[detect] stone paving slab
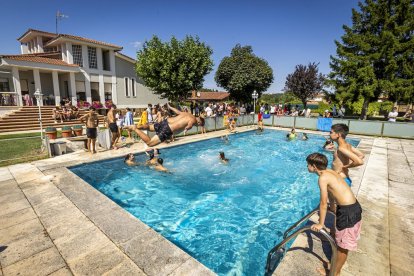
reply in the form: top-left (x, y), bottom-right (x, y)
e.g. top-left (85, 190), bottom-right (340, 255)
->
top-left (0, 231), bottom-right (54, 267)
top-left (2, 247), bottom-right (66, 276)
top-left (0, 208), bottom-right (37, 231)
top-left (0, 168), bottom-right (13, 182)
top-left (48, 267), bottom-right (73, 276)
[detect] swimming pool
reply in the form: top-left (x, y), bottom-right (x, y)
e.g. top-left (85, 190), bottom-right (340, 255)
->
top-left (70, 130), bottom-right (359, 275)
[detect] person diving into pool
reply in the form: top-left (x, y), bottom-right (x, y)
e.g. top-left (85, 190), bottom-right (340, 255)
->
top-left (124, 103), bottom-right (202, 147)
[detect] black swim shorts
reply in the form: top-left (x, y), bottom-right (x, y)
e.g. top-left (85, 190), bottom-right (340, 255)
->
top-left (154, 119), bottom-right (173, 142)
top-left (86, 127), bottom-right (97, 139)
top-left (336, 200), bottom-right (362, 231)
top-left (109, 122), bottom-right (118, 133)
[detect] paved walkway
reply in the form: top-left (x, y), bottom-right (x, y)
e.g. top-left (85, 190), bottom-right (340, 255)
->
top-left (0, 128), bottom-right (413, 276)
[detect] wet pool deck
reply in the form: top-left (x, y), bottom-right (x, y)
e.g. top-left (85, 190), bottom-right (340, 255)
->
top-left (0, 126), bottom-right (413, 276)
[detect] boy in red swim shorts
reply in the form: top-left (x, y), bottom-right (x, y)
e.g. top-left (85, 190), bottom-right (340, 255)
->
top-left (306, 152), bottom-right (362, 276)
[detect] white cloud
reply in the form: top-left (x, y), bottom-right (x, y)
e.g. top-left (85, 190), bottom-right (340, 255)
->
top-left (130, 41), bottom-right (142, 48)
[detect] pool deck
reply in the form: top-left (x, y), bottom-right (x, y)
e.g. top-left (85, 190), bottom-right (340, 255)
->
top-left (0, 126), bottom-right (413, 275)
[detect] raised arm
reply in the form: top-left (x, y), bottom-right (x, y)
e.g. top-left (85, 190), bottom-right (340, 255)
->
top-left (80, 114), bottom-right (88, 125)
top-left (167, 103), bottom-right (182, 115)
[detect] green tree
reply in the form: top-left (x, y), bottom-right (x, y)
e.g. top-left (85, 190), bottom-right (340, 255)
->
top-left (329, 0), bottom-right (414, 119)
top-left (284, 62), bottom-right (325, 109)
top-left (136, 35), bottom-right (214, 101)
top-left (215, 44), bottom-right (273, 102)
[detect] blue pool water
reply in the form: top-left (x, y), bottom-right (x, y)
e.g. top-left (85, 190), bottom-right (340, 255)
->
top-left (70, 130), bottom-right (359, 275)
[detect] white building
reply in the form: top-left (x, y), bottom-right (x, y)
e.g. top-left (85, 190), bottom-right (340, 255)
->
top-left (0, 29), bottom-right (166, 108)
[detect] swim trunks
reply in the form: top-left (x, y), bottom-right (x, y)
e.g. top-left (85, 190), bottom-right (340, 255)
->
top-left (109, 122), bottom-right (118, 133)
top-left (335, 200), bottom-right (362, 250)
top-left (344, 177), bottom-right (352, 187)
top-left (154, 119), bottom-right (173, 142)
top-left (336, 200), bottom-right (362, 231)
top-left (86, 127), bottom-right (97, 139)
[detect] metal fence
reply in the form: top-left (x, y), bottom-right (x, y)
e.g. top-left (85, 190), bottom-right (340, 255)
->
top-left (256, 115), bottom-right (414, 139)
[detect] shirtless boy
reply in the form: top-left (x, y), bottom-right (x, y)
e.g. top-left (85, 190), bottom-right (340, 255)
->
top-left (154, 158), bottom-right (168, 172)
top-left (307, 153), bottom-right (362, 276)
top-left (330, 124), bottom-right (364, 187)
top-left (107, 105), bottom-right (119, 149)
top-left (125, 103), bottom-right (202, 147)
top-left (80, 107), bottom-right (99, 153)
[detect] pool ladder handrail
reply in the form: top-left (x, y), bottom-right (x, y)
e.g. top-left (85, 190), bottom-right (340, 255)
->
top-left (264, 206), bottom-right (337, 276)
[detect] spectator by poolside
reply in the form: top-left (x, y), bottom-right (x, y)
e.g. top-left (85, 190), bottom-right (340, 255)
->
top-left (116, 109), bottom-right (124, 138)
top-left (80, 106), bottom-right (99, 154)
top-left (205, 104), bottom-right (213, 117)
top-left (403, 109), bottom-right (413, 122)
top-left (124, 107), bottom-right (134, 139)
top-left (388, 107), bottom-right (398, 122)
top-left (306, 152), bottom-right (362, 276)
top-left (240, 104), bottom-right (246, 115)
top-left (107, 105), bottom-right (119, 150)
top-left (199, 114), bottom-right (206, 135)
top-left (52, 105), bottom-right (64, 123)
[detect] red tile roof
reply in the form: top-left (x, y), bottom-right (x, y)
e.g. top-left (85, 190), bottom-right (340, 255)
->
top-left (188, 91), bottom-right (230, 101)
top-left (1, 54), bottom-right (79, 67)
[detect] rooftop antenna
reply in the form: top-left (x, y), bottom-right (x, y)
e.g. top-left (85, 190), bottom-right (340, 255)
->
top-left (56, 10), bottom-right (68, 34)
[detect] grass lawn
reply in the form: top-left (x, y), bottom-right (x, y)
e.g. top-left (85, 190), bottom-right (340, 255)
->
top-left (0, 135), bottom-right (49, 167)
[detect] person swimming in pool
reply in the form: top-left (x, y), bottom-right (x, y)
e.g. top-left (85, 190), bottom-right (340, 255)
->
top-left (323, 139), bottom-right (335, 152)
top-left (219, 152), bottom-right (229, 164)
top-left (154, 158), bottom-right (169, 172)
top-left (124, 153), bottom-right (139, 166)
top-left (286, 128), bottom-right (297, 140)
top-left (302, 133), bottom-right (308, 140)
top-left (125, 103), bottom-right (202, 146)
top-left (145, 148), bottom-right (160, 165)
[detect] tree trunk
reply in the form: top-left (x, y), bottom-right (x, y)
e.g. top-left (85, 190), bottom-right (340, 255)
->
top-left (302, 100), bottom-right (307, 109)
top-left (360, 97), bottom-right (369, 120)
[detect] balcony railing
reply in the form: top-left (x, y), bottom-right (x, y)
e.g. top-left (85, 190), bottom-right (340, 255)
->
top-left (0, 92), bottom-right (18, 106)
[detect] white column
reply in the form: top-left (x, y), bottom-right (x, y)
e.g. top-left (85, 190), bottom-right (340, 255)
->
top-left (12, 67), bottom-right (23, 106)
top-left (66, 42), bottom-right (73, 64)
top-left (81, 45), bottom-right (89, 68)
top-left (33, 69), bottom-right (43, 106)
top-left (98, 74), bottom-right (105, 103)
top-left (36, 36), bottom-right (44, 53)
top-left (84, 73), bottom-right (92, 103)
top-left (111, 75), bottom-right (117, 104)
top-left (109, 50), bottom-right (116, 74)
top-left (52, 71), bottom-right (61, 105)
top-left (20, 44), bottom-right (28, 54)
top-left (61, 43), bottom-right (67, 62)
top-left (97, 47), bottom-right (103, 71)
top-left (69, 72), bottom-right (77, 105)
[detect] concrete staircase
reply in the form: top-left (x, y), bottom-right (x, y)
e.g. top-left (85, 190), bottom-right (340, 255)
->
top-left (0, 106), bottom-right (105, 133)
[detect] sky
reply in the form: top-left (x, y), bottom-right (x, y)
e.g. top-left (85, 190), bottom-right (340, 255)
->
top-left (1, 0), bottom-right (360, 93)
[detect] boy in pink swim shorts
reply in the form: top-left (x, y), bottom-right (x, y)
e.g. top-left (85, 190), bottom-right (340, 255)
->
top-left (306, 152), bottom-right (362, 276)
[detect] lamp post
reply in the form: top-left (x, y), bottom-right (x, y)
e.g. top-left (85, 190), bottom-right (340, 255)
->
top-left (252, 90), bottom-right (258, 114)
top-left (34, 89), bottom-right (44, 147)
